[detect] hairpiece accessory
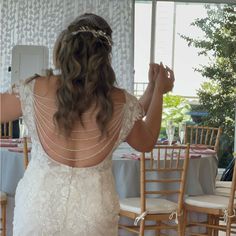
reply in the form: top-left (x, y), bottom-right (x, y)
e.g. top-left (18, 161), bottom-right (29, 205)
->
top-left (53, 68), bottom-right (61, 75)
top-left (71, 26), bottom-right (112, 46)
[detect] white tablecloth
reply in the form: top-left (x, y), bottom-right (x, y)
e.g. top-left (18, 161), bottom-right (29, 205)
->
top-left (0, 143), bottom-right (218, 236)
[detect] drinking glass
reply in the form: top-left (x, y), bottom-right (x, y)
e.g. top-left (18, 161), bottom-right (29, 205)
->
top-left (166, 120), bottom-right (175, 146)
top-left (18, 118), bottom-right (28, 147)
top-left (178, 123), bottom-right (186, 144)
top-left (19, 118), bottom-right (27, 137)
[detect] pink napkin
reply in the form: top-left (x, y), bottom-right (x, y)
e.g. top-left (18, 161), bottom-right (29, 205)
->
top-left (122, 153), bottom-right (140, 160)
top-left (190, 144), bottom-right (208, 150)
top-left (168, 153), bottom-right (202, 159)
top-left (0, 138), bottom-right (20, 143)
top-left (0, 143), bottom-right (18, 147)
top-left (8, 147), bottom-right (31, 153)
top-left (190, 154), bottom-right (201, 159)
top-left (191, 148), bottom-right (216, 155)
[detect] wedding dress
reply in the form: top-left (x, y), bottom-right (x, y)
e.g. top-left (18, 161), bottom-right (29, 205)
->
top-left (12, 79), bottom-right (143, 236)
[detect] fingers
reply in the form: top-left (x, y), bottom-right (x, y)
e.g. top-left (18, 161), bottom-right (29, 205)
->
top-left (165, 65), bottom-right (175, 80)
top-left (149, 63), bottom-right (160, 72)
top-left (149, 63), bottom-right (160, 83)
top-left (155, 62), bottom-right (175, 94)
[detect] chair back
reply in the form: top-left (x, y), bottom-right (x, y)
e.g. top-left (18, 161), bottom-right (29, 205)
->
top-left (140, 144), bottom-right (190, 214)
top-left (0, 122), bottom-right (13, 139)
top-left (184, 125), bottom-right (222, 151)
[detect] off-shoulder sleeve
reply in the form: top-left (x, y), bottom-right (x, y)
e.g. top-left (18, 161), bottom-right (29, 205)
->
top-left (7, 80), bottom-right (35, 124)
top-left (119, 91), bottom-right (145, 142)
top-left (7, 80), bottom-right (24, 97)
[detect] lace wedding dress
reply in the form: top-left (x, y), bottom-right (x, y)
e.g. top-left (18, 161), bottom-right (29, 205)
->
top-left (12, 80), bottom-right (143, 236)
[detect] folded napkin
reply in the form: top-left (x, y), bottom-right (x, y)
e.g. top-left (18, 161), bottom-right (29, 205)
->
top-left (167, 153), bottom-right (201, 159)
top-left (8, 147), bottom-right (31, 153)
top-left (191, 148), bottom-right (216, 155)
top-left (190, 154), bottom-right (201, 159)
top-left (190, 144), bottom-right (208, 150)
top-left (0, 138), bottom-right (20, 143)
top-left (0, 143), bottom-right (18, 147)
top-left (122, 153), bottom-right (140, 160)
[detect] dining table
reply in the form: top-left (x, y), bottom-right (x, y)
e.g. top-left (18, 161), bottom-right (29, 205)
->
top-left (0, 140), bottom-right (218, 236)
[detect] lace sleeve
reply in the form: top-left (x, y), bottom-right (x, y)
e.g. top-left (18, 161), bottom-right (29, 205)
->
top-left (6, 80), bottom-right (24, 97)
top-left (119, 91), bottom-right (145, 142)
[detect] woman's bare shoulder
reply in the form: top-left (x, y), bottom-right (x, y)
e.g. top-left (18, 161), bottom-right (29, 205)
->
top-left (111, 87), bottom-right (126, 104)
top-left (34, 75), bottom-right (58, 97)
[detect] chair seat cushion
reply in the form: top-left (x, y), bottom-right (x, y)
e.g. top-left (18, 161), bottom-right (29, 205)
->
top-left (120, 197), bottom-right (178, 214)
top-left (214, 187), bottom-right (235, 197)
top-left (185, 195), bottom-right (232, 209)
top-left (215, 181), bottom-right (232, 188)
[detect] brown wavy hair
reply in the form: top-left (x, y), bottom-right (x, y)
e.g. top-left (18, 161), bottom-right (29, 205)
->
top-left (53, 13), bottom-right (116, 137)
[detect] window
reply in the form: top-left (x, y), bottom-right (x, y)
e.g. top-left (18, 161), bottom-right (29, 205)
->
top-left (134, 1), bottom-right (220, 98)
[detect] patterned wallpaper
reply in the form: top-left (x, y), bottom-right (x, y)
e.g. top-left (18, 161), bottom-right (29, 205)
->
top-left (0, 0), bottom-right (134, 92)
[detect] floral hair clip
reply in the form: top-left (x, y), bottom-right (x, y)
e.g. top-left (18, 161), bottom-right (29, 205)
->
top-left (71, 26), bottom-right (112, 46)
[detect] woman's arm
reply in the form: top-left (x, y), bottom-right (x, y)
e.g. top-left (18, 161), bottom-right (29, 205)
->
top-left (138, 63), bottom-right (159, 114)
top-left (126, 64), bottom-right (174, 152)
top-left (0, 93), bottom-right (22, 123)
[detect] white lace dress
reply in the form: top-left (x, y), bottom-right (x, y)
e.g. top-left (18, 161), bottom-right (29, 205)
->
top-left (12, 81), bottom-right (143, 236)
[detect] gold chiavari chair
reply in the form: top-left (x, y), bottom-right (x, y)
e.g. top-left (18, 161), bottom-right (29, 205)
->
top-left (23, 137), bottom-right (29, 169)
top-left (184, 125), bottom-right (222, 151)
top-left (119, 144), bottom-right (190, 236)
top-left (183, 154), bottom-right (236, 236)
top-left (0, 122), bottom-right (13, 139)
top-left (0, 191), bottom-right (7, 236)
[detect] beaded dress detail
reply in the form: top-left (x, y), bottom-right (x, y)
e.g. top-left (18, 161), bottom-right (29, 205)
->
top-left (12, 80), bottom-right (143, 236)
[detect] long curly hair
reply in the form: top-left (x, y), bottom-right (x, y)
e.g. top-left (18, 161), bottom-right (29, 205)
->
top-left (53, 13), bottom-right (116, 137)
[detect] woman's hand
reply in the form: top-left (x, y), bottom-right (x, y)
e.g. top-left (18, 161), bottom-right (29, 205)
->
top-left (155, 63), bottom-right (174, 94)
top-left (148, 63), bottom-right (160, 84)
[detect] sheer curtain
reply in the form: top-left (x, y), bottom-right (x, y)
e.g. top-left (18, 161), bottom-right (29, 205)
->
top-left (0, 0), bottom-right (134, 92)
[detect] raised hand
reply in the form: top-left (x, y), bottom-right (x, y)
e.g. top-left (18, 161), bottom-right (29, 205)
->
top-left (148, 63), bottom-right (160, 83)
top-left (155, 63), bottom-right (174, 94)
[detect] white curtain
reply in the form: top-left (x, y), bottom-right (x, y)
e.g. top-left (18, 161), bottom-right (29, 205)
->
top-left (0, 0), bottom-right (134, 92)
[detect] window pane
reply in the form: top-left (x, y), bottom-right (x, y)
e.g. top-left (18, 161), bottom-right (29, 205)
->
top-left (173, 3), bottom-right (209, 97)
top-left (134, 1), bottom-right (221, 98)
top-left (134, 1), bottom-right (152, 93)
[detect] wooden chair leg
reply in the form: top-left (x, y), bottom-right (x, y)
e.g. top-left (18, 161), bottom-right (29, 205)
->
top-left (208, 214), bottom-right (213, 236)
top-left (178, 215), bottom-right (184, 236)
top-left (156, 221), bottom-right (161, 236)
top-left (1, 203), bottom-right (6, 236)
top-left (226, 217), bottom-right (232, 236)
top-left (213, 216), bottom-right (219, 236)
top-left (140, 219), bottom-right (145, 236)
top-left (183, 209), bottom-right (188, 235)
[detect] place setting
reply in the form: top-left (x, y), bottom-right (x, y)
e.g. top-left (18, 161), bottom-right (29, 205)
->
top-left (6, 120), bottom-right (31, 153)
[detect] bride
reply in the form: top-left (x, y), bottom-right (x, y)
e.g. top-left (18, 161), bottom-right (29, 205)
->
top-left (0, 13), bottom-right (174, 236)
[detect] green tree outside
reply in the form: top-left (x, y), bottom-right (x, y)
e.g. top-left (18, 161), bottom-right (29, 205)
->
top-left (181, 4), bottom-right (236, 167)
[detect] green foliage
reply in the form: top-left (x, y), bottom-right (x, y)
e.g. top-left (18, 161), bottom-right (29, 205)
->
top-left (159, 93), bottom-right (191, 138)
top-left (181, 4), bottom-right (236, 167)
top-left (218, 134), bottom-right (234, 167)
top-left (162, 93), bottom-right (191, 127)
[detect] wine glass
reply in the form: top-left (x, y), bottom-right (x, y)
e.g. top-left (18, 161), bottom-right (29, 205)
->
top-left (18, 118), bottom-right (28, 147)
top-left (178, 123), bottom-right (186, 144)
top-left (19, 118), bottom-right (27, 137)
top-left (166, 120), bottom-right (175, 146)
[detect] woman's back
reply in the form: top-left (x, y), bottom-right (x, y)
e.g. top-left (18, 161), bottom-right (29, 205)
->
top-left (33, 76), bottom-right (127, 168)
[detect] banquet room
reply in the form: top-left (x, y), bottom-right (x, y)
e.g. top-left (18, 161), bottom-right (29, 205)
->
top-left (1, 0), bottom-right (236, 235)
